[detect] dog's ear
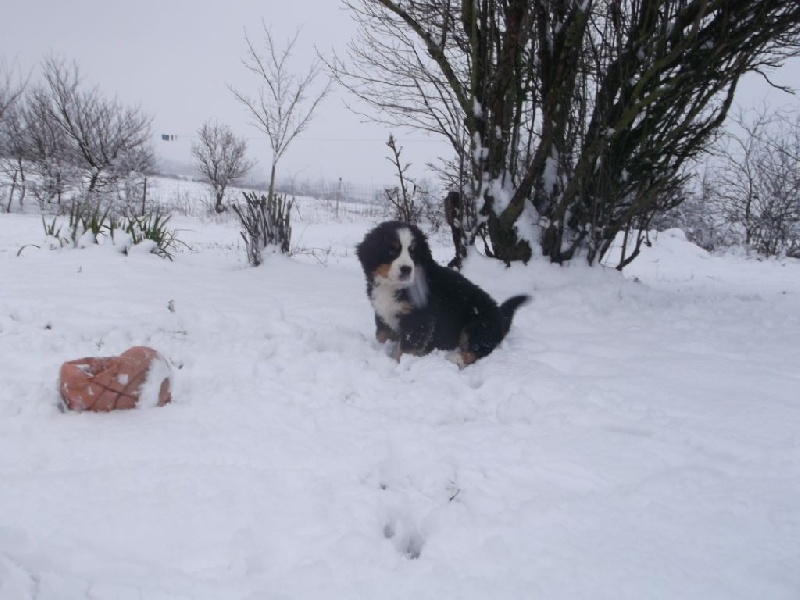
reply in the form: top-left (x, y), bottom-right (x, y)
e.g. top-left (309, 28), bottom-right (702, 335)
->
top-left (411, 225), bottom-right (434, 263)
top-left (355, 240), bottom-right (365, 264)
top-left (355, 232), bottom-right (372, 270)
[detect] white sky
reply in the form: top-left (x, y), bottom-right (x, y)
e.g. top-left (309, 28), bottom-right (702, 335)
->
top-left (2, 0), bottom-right (799, 186)
top-left (1, 0), bottom-right (446, 186)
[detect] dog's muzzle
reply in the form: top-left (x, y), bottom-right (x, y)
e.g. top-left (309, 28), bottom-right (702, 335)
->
top-left (398, 265), bottom-right (413, 281)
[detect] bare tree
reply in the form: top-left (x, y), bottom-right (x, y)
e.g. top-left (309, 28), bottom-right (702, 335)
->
top-left (113, 144), bottom-right (156, 178)
top-left (328, 3), bottom-right (467, 151)
top-left (328, 2), bottom-right (474, 264)
top-left (229, 22), bottom-right (330, 200)
top-left (115, 144), bottom-right (156, 214)
top-left (335, 0), bottom-right (800, 267)
top-left (708, 105), bottom-right (800, 257)
top-left (0, 58), bottom-right (27, 122)
top-left (0, 59), bottom-right (29, 211)
top-left (24, 85), bottom-right (81, 205)
top-left (191, 120), bottom-right (255, 213)
top-left (37, 56), bottom-right (153, 195)
top-left (0, 102), bottom-right (30, 211)
top-left (711, 106), bottom-right (774, 248)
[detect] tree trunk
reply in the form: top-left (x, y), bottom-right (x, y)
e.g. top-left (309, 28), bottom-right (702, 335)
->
top-left (6, 170), bottom-right (17, 213)
top-left (487, 212), bottom-right (532, 264)
top-left (268, 162), bottom-right (277, 201)
top-left (745, 193), bottom-right (753, 246)
top-left (141, 178), bottom-right (148, 215)
top-left (18, 163), bottom-right (26, 208)
top-left (215, 188), bottom-right (226, 213)
top-left (88, 170), bottom-right (101, 194)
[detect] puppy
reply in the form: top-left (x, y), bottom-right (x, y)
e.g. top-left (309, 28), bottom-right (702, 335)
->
top-left (356, 221), bottom-right (530, 366)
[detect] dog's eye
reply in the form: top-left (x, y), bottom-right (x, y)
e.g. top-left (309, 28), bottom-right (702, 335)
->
top-left (390, 241), bottom-right (401, 255)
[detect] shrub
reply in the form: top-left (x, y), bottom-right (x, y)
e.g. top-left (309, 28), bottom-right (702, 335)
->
top-left (232, 191), bottom-right (293, 266)
top-left (36, 199), bottom-right (181, 259)
top-left (113, 207), bottom-right (183, 260)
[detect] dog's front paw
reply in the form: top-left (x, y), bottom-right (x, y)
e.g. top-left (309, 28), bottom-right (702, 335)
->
top-left (446, 350), bottom-right (477, 369)
top-left (391, 343), bottom-right (404, 362)
top-left (376, 328), bottom-right (397, 344)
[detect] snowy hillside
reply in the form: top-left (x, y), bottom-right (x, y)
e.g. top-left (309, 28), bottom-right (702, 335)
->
top-left (1, 192), bottom-right (799, 600)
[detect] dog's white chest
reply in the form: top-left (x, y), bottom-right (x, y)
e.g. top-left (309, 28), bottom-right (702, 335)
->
top-left (370, 283), bottom-right (405, 330)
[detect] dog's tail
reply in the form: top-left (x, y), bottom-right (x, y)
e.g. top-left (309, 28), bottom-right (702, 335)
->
top-left (500, 294), bottom-right (531, 335)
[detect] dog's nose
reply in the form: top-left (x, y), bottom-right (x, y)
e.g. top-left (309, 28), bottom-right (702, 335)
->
top-left (399, 265), bottom-right (412, 278)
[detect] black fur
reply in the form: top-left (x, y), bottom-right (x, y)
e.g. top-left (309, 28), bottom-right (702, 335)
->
top-left (356, 221), bottom-right (530, 365)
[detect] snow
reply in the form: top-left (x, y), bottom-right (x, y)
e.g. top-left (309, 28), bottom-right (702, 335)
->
top-left (484, 177), bottom-right (514, 216)
top-left (543, 148), bottom-right (559, 196)
top-left (138, 355), bottom-right (171, 409)
top-left (1, 190), bottom-right (799, 599)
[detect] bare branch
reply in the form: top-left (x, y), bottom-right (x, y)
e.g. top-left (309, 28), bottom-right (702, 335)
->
top-left (36, 56), bottom-right (153, 193)
top-left (0, 58), bottom-right (29, 122)
top-left (191, 120), bottom-right (255, 213)
top-left (229, 22), bottom-right (331, 197)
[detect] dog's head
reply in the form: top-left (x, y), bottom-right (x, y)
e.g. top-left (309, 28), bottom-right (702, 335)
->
top-left (356, 221), bottom-right (432, 287)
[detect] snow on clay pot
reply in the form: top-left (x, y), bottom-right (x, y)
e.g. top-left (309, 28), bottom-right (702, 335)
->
top-left (59, 346), bottom-right (172, 412)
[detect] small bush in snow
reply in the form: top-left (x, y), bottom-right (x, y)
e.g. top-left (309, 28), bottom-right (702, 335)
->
top-left (113, 207), bottom-right (182, 260)
top-left (383, 134), bottom-right (444, 227)
top-left (36, 198), bottom-right (181, 259)
top-left (233, 191), bottom-right (293, 266)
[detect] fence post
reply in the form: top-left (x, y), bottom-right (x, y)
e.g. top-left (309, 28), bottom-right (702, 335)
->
top-left (336, 177), bottom-right (342, 219)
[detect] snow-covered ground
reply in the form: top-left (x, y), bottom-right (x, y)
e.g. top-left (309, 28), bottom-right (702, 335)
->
top-left (1, 189), bottom-right (799, 599)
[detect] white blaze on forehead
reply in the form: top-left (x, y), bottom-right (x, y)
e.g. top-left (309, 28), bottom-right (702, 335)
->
top-left (397, 228), bottom-right (413, 255)
top-left (387, 227), bottom-right (415, 283)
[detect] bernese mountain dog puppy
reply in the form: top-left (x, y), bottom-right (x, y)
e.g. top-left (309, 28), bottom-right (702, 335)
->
top-left (356, 221), bottom-right (530, 366)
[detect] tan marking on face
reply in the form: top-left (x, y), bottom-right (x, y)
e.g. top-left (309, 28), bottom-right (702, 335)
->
top-left (374, 264), bottom-right (392, 278)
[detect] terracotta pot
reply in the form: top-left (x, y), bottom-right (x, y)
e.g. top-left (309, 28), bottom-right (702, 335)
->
top-left (59, 346), bottom-right (172, 412)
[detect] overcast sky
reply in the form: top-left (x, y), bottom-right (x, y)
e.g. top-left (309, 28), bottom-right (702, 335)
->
top-left (0, 0), bottom-right (445, 186)
top-left (2, 1), bottom-right (799, 186)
